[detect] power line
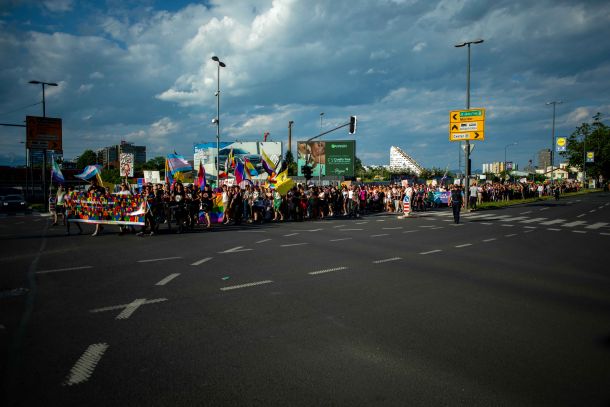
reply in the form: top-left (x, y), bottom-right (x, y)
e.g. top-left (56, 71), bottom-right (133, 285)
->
top-left (0, 101), bottom-right (42, 118)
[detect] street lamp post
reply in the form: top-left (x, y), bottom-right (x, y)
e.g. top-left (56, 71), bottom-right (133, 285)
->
top-left (318, 113), bottom-right (324, 186)
top-left (455, 39), bottom-right (483, 208)
top-left (211, 56), bottom-right (226, 186)
top-left (29, 80), bottom-right (58, 117)
top-left (546, 101), bottom-right (562, 184)
top-left (504, 142), bottom-right (517, 182)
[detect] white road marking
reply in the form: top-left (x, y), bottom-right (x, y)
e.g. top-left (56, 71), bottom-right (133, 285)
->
top-left (309, 266), bottom-right (348, 275)
top-left (340, 228), bottom-right (363, 231)
top-left (137, 256), bottom-right (182, 263)
top-left (63, 343), bottom-right (109, 386)
top-left (505, 234), bottom-right (517, 237)
top-left (589, 209), bottom-right (596, 213)
top-left (280, 242), bottom-right (309, 247)
top-left (585, 222), bottom-right (608, 230)
top-left (499, 216), bottom-right (529, 222)
top-left (155, 273), bottom-right (180, 286)
top-left (539, 207), bottom-right (550, 211)
top-left (524, 230), bottom-right (535, 233)
top-left (402, 230), bottom-right (418, 233)
top-left (520, 217), bottom-right (547, 224)
top-left (237, 230), bottom-right (267, 233)
top-left (598, 206), bottom-right (604, 210)
top-left (370, 234), bottom-right (389, 237)
top-left (284, 233), bottom-right (299, 237)
top-left (572, 230), bottom-right (587, 234)
top-left (191, 257), bottom-right (212, 266)
top-left (116, 298), bottom-right (148, 320)
top-left (600, 233), bottom-right (610, 236)
top-left (355, 221), bottom-right (368, 225)
top-left (420, 249), bottom-right (441, 255)
top-left (455, 243), bottom-right (472, 248)
top-left (382, 227), bottom-right (403, 230)
top-left (373, 257), bottom-right (401, 264)
top-left (333, 224), bottom-right (346, 228)
top-left (540, 219), bottom-right (566, 225)
top-left (482, 238), bottom-right (496, 242)
top-left (220, 280), bottom-right (273, 291)
top-left (255, 239), bottom-right (272, 244)
top-left (576, 214), bottom-right (585, 218)
top-left (219, 246), bottom-right (252, 253)
top-left (547, 228), bottom-right (561, 231)
top-left (330, 237), bottom-right (352, 242)
top-left (376, 219), bottom-right (386, 222)
top-left (302, 229), bottom-right (323, 232)
top-left (562, 220), bottom-right (587, 228)
top-left (524, 226), bottom-right (537, 229)
top-left (36, 265), bottom-right (92, 275)
top-left (520, 211), bottom-right (533, 214)
top-left (467, 214), bottom-right (494, 219)
top-left (419, 225), bottom-right (435, 228)
top-left (501, 224), bottom-right (515, 227)
top-left (90, 298), bottom-right (167, 316)
top-left (481, 222), bottom-right (493, 225)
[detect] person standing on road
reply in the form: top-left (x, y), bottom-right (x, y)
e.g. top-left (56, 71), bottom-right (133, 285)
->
top-left (448, 184), bottom-right (464, 224)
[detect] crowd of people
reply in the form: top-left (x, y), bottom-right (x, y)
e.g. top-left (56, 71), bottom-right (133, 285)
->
top-left (48, 178), bottom-right (584, 236)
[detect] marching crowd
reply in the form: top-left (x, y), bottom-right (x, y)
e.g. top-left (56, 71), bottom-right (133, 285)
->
top-left (49, 178), bottom-right (582, 236)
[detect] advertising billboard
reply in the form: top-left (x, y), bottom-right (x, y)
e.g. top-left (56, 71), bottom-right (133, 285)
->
top-left (26, 116), bottom-right (63, 151)
top-left (194, 141), bottom-right (282, 177)
top-left (297, 140), bottom-right (355, 177)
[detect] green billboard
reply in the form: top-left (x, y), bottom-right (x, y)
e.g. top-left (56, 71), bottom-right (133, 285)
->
top-left (297, 140), bottom-right (355, 177)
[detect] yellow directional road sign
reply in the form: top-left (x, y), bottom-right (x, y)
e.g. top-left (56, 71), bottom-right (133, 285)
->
top-left (449, 108), bottom-right (485, 141)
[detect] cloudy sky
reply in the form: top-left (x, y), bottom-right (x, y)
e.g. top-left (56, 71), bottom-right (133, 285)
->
top-left (1, 0), bottom-right (609, 171)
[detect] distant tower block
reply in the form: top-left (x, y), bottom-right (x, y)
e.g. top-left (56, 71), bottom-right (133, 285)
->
top-left (389, 146), bottom-right (423, 175)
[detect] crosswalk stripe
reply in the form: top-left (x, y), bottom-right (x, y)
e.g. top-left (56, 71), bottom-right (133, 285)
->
top-left (540, 219), bottom-right (566, 225)
top-left (499, 216), bottom-right (529, 222)
top-left (562, 220), bottom-right (588, 228)
top-left (585, 222), bottom-right (608, 230)
top-left (519, 217), bottom-right (547, 224)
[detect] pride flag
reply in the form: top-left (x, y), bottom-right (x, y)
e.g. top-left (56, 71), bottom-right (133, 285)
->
top-left (244, 157), bottom-right (258, 176)
top-left (197, 161), bottom-right (206, 191)
top-left (167, 153), bottom-right (192, 174)
top-left (234, 160), bottom-right (245, 185)
top-left (210, 193), bottom-right (224, 223)
top-left (75, 165), bottom-right (102, 180)
top-left (51, 159), bottom-right (65, 184)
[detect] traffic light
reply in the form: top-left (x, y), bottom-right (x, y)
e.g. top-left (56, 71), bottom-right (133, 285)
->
top-left (302, 165), bottom-right (313, 180)
top-left (349, 115), bottom-right (357, 134)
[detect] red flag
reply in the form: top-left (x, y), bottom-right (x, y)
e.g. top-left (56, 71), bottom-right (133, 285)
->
top-left (264, 132), bottom-right (269, 142)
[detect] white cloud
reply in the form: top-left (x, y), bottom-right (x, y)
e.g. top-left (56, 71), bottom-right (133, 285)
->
top-left (42, 0), bottom-right (73, 13)
top-left (412, 42), bottom-right (426, 52)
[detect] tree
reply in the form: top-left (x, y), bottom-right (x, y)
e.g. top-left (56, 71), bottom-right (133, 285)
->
top-left (76, 149), bottom-right (98, 169)
top-left (284, 150), bottom-right (297, 176)
top-left (561, 114), bottom-right (610, 181)
top-left (101, 168), bottom-right (122, 184)
top-left (354, 156), bottom-right (365, 178)
top-left (142, 156), bottom-right (166, 170)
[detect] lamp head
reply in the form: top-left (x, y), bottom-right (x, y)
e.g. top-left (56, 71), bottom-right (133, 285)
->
top-left (211, 56), bottom-right (219, 62)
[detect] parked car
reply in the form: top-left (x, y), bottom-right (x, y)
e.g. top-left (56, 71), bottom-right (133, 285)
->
top-left (0, 194), bottom-right (28, 212)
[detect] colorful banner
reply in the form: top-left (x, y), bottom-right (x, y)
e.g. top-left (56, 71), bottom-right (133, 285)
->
top-left (210, 193), bottom-right (224, 223)
top-left (432, 191), bottom-right (451, 204)
top-left (66, 191), bottom-right (146, 225)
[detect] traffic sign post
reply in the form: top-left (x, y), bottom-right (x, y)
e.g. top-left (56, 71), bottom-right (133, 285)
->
top-left (449, 109), bottom-right (485, 141)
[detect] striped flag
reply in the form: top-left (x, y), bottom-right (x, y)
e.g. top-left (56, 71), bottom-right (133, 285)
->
top-left (197, 161), bottom-right (206, 191)
top-left (51, 159), bottom-right (65, 184)
top-left (244, 157), bottom-right (258, 176)
top-left (75, 165), bottom-right (102, 180)
top-left (166, 153), bottom-right (192, 174)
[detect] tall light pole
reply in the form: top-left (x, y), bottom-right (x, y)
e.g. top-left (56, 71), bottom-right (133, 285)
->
top-left (211, 56), bottom-right (226, 185)
top-left (318, 112), bottom-right (324, 185)
top-left (504, 142), bottom-right (517, 181)
top-left (29, 80), bottom-right (58, 117)
top-left (455, 39), bottom-right (483, 208)
top-left (546, 101), bottom-right (562, 183)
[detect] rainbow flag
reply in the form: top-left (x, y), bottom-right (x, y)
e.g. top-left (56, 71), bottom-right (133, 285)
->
top-left (244, 157), bottom-right (258, 176)
top-left (210, 193), bottom-right (224, 223)
top-left (235, 160), bottom-right (245, 185)
top-left (197, 161), bottom-right (206, 190)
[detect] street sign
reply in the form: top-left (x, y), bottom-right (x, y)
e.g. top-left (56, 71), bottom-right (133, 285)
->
top-left (449, 108), bottom-right (485, 141)
top-left (26, 116), bottom-right (62, 151)
top-left (556, 137), bottom-right (567, 152)
top-left (461, 143), bottom-right (475, 153)
top-left (586, 151), bottom-right (594, 163)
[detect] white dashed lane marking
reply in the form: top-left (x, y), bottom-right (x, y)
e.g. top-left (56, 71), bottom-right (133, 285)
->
top-left (36, 265), bottom-right (93, 275)
top-left (284, 233), bottom-right (299, 237)
top-left (220, 280), bottom-right (273, 291)
top-left (482, 238), bottom-right (496, 242)
top-left (372, 257), bottom-right (401, 264)
top-left (255, 239), bottom-right (272, 244)
top-left (137, 256), bottom-right (182, 263)
top-left (309, 266), bottom-right (348, 275)
top-left (191, 257), bottom-right (212, 266)
top-left (280, 242), bottom-right (309, 247)
top-left (420, 249), bottom-right (442, 255)
top-left (155, 273), bottom-right (180, 286)
top-left (370, 234), bottom-right (389, 237)
top-left (455, 243), bottom-right (472, 248)
top-left (330, 237), bottom-right (352, 242)
top-left (63, 343), bottom-right (109, 386)
top-left (90, 298), bottom-right (167, 320)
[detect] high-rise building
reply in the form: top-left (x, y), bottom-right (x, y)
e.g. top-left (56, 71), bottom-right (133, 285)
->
top-left (98, 141), bottom-right (146, 168)
top-left (538, 149), bottom-right (551, 169)
top-left (389, 146), bottom-right (423, 175)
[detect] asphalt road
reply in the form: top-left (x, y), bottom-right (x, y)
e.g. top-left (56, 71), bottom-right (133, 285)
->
top-left (1, 192), bottom-right (609, 406)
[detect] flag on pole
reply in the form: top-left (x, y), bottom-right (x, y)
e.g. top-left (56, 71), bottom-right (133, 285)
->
top-left (75, 165), bottom-right (102, 180)
top-left (166, 153), bottom-right (192, 174)
top-left (235, 160), bottom-right (245, 185)
top-left (198, 161), bottom-right (206, 191)
top-left (260, 148), bottom-right (276, 177)
top-left (244, 157), bottom-right (258, 176)
top-left (51, 158), bottom-right (65, 184)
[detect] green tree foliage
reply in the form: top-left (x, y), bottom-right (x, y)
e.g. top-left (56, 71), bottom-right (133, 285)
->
top-left (284, 150), bottom-right (297, 176)
top-left (142, 156), bottom-right (166, 170)
top-left (101, 168), bottom-right (122, 184)
top-left (561, 114), bottom-right (610, 180)
top-left (76, 149), bottom-right (98, 169)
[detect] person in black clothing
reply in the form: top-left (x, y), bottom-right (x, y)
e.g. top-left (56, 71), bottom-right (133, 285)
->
top-left (448, 184), bottom-right (464, 224)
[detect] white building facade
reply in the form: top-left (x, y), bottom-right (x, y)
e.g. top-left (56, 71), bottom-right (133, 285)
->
top-left (389, 146), bottom-right (423, 175)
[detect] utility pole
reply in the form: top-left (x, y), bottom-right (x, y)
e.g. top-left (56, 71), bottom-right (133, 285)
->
top-left (546, 101), bottom-right (562, 184)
